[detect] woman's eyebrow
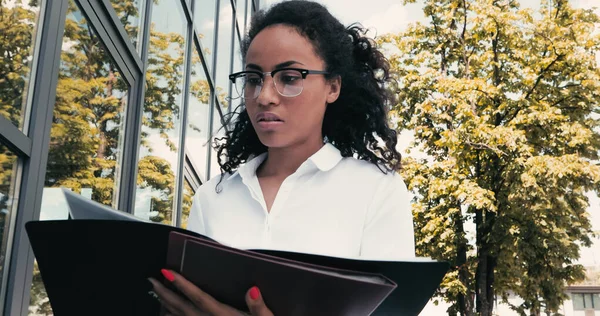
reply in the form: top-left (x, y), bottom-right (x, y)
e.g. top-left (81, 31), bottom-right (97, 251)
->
top-left (245, 60), bottom-right (305, 71)
top-left (274, 60), bottom-right (305, 69)
top-left (246, 63), bottom-right (262, 70)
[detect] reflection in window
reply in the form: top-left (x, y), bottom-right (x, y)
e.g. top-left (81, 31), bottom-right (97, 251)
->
top-left (134, 0), bottom-right (186, 225)
top-left (30, 1), bottom-right (130, 312)
top-left (245, 0), bottom-right (252, 35)
top-left (0, 143), bottom-right (18, 307)
top-left (234, 0), bottom-right (242, 31)
top-left (181, 179), bottom-right (194, 229)
top-left (208, 0), bottom-right (234, 180)
top-left (193, 0), bottom-right (216, 72)
top-left (186, 44), bottom-right (211, 180)
top-left (110, 0), bottom-right (146, 51)
top-left (44, 1), bottom-right (128, 207)
top-left (0, 0), bottom-right (42, 130)
top-left (215, 0), bottom-right (233, 112)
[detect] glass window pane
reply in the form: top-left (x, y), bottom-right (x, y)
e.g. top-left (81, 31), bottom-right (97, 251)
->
top-left (0, 0), bottom-right (42, 130)
top-left (42, 1), bottom-right (128, 208)
top-left (245, 0), bottom-right (252, 35)
top-left (234, 0), bottom-right (242, 30)
top-left (181, 179), bottom-right (194, 229)
top-left (186, 44), bottom-right (211, 181)
top-left (110, 0), bottom-right (147, 52)
top-left (573, 293), bottom-right (585, 310)
top-left (215, 0), bottom-right (233, 114)
top-left (0, 143), bottom-right (19, 305)
top-left (194, 0), bottom-right (217, 73)
top-left (594, 294), bottom-right (600, 310)
top-left (134, 0), bottom-right (187, 225)
top-left (30, 1), bottom-right (131, 311)
top-left (585, 293), bottom-right (594, 309)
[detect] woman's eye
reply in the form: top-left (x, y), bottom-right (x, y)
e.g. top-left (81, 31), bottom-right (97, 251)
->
top-left (246, 76), bottom-right (262, 85)
top-left (281, 74), bottom-right (301, 84)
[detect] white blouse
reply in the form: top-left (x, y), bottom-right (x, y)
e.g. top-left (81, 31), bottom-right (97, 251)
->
top-left (187, 143), bottom-right (415, 260)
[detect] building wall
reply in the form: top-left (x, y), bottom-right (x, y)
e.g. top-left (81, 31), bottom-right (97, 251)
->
top-left (0, 0), bottom-right (256, 314)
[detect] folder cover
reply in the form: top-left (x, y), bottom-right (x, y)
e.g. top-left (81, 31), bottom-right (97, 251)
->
top-left (26, 220), bottom-right (448, 316)
top-left (167, 231), bottom-right (396, 315)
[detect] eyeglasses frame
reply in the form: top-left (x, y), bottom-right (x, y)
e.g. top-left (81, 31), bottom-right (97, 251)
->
top-left (228, 67), bottom-right (330, 99)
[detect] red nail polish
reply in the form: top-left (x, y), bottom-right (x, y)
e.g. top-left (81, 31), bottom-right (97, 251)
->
top-left (249, 286), bottom-right (260, 300)
top-left (161, 269), bottom-right (175, 282)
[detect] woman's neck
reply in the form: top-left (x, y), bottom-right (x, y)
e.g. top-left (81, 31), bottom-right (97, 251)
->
top-left (257, 138), bottom-right (325, 178)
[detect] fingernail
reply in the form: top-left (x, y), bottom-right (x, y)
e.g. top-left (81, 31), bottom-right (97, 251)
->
top-left (161, 269), bottom-right (175, 282)
top-left (249, 286), bottom-right (260, 300)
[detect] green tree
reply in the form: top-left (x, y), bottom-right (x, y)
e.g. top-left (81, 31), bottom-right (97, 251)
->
top-left (382, 1), bottom-right (600, 315)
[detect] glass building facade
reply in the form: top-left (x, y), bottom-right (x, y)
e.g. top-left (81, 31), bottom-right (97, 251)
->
top-left (0, 0), bottom-right (257, 314)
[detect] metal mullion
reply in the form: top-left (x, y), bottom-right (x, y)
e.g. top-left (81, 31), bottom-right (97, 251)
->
top-left (192, 33), bottom-right (215, 93)
top-left (235, 18), bottom-right (242, 41)
top-left (187, 0), bottom-right (208, 187)
top-left (183, 159), bottom-right (201, 191)
top-left (98, 0), bottom-right (144, 72)
top-left (0, 117), bottom-right (31, 158)
top-left (206, 0), bottom-right (221, 180)
top-left (243, 0), bottom-right (249, 36)
top-left (76, 0), bottom-right (136, 84)
top-left (80, 0), bottom-right (147, 211)
top-left (120, 0), bottom-right (154, 214)
top-left (3, 0), bottom-right (69, 314)
top-left (180, 0), bottom-right (193, 25)
top-left (184, 151), bottom-right (203, 187)
top-left (183, 171), bottom-right (198, 193)
top-left (172, 0), bottom-right (195, 228)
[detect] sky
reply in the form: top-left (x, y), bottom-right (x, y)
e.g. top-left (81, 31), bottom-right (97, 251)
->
top-left (259, 0), bottom-right (600, 313)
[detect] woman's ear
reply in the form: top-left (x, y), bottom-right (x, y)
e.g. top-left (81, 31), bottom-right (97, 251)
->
top-left (326, 76), bottom-right (341, 104)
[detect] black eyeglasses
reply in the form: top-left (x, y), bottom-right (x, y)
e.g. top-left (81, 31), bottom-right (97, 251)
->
top-left (228, 68), bottom-right (329, 99)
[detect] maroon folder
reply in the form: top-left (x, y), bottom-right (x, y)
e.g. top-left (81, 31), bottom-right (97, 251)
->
top-left (166, 231), bottom-right (396, 316)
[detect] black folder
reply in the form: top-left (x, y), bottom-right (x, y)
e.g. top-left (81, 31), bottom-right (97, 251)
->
top-left (26, 220), bottom-right (448, 316)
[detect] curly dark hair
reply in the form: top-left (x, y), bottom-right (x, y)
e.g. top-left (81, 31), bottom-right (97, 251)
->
top-left (213, 0), bottom-right (401, 187)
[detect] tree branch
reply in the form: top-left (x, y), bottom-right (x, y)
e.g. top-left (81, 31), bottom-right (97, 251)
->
top-left (465, 141), bottom-right (509, 157)
top-left (524, 55), bottom-right (563, 101)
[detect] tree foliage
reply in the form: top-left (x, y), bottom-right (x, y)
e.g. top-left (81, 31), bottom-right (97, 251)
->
top-left (382, 0), bottom-right (600, 315)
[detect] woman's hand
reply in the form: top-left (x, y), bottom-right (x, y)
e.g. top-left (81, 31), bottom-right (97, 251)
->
top-left (148, 269), bottom-right (273, 316)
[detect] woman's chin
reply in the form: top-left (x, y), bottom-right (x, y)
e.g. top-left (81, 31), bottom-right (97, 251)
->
top-left (257, 135), bottom-right (292, 149)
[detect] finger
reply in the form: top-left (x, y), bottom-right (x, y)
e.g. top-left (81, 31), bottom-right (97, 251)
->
top-left (161, 269), bottom-right (226, 314)
top-left (245, 287), bottom-right (273, 316)
top-left (148, 277), bottom-right (198, 316)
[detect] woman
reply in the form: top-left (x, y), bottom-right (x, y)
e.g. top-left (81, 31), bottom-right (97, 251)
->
top-left (148, 1), bottom-right (415, 314)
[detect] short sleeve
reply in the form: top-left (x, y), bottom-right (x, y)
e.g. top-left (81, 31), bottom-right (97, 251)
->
top-left (359, 173), bottom-right (415, 259)
top-left (186, 191), bottom-right (206, 234)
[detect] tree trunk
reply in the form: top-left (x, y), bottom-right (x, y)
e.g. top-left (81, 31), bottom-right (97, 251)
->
top-left (476, 209), bottom-right (495, 316)
top-left (455, 212), bottom-right (474, 316)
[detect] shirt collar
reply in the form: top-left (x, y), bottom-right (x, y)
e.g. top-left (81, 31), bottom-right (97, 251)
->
top-left (227, 142), bottom-right (343, 181)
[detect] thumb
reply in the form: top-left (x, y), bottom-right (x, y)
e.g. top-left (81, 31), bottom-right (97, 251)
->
top-left (245, 286), bottom-right (273, 316)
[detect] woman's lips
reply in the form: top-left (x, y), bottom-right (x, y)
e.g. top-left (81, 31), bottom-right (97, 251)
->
top-left (255, 112), bottom-right (284, 131)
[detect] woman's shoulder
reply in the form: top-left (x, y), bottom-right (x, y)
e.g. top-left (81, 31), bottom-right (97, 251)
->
top-left (194, 172), bottom-right (237, 198)
top-left (337, 156), bottom-right (406, 185)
